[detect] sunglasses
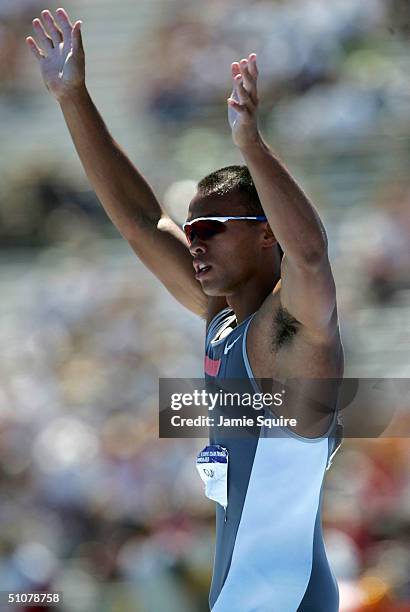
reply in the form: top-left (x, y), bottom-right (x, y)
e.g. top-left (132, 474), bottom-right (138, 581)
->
top-left (182, 215), bottom-right (267, 245)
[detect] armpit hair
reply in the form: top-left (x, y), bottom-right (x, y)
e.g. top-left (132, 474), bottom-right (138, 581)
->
top-left (273, 306), bottom-right (300, 350)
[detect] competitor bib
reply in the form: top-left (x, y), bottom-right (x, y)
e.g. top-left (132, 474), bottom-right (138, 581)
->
top-left (196, 445), bottom-right (229, 520)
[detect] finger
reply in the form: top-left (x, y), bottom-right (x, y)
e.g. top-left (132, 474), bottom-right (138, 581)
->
top-left (230, 62), bottom-right (242, 99)
top-left (55, 7), bottom-right (74, 42)
top-left (228, 83), bottom-right (240, 108)
top-left (72, 20), bottom-right (84, 54)
top-left (41, 10), bottom-right (63, 46)
top-left (247, 53), bottom-right (259, 79)
top-left (32, 18), bottom-right (53, 52)
top-left (56, 6), bottom-right (74, 28)
top-left (25, 36), bottom-right (45, 60)
top-left (231, 61), bottom-right (241, 79)
top-left (235, 74), bottom-right (256, 111)
top-left (239, 59), bottom-right (258, 105)
top-left (239, 58), bottom-right (255, 87)
top-left (238, 58), bottom-right (252, 86)
top-left (227, 98), bottom-right (249, 115)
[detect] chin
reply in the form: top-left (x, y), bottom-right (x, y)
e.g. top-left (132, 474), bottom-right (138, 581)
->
top-left (202, 284), bottom-right (224, 297)
top-left (199, 279), bottom-right (221, 295)
top-left (199, 270), bottom-right (239, 296)
top-left (201, 280), bottom-right (234, 297)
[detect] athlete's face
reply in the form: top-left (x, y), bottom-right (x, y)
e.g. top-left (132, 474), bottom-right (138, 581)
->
top-left (186, 192), bottom-right (272, 296)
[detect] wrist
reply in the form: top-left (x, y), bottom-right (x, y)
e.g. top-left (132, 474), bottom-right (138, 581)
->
top-left (56, 83), bottom-right (88, 106)
top-left (236, 131), bottom-right (265, 153)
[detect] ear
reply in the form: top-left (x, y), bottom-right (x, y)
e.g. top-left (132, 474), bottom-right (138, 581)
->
top-left (261, 222), bottom-right (278, 248)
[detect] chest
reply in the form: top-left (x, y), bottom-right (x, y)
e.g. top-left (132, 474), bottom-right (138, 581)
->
top-left (207, 318), bottom-right (249, 380)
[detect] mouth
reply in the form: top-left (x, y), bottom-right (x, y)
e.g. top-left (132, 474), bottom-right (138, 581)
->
top-left (194, 262), bottom-right (212, 280)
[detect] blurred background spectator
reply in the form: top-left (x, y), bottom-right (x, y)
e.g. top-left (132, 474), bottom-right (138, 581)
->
top-left (0, 0), bottom-right (409, 610)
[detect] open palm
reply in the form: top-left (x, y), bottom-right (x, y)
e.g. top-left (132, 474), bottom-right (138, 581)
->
top-left (26, 8), bottom-right (84, 100)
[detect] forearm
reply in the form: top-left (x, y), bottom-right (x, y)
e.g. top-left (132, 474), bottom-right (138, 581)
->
top-left (59, 87), bottom-right (162, 239)
top-left (240, 134), bottom-right (327, 264)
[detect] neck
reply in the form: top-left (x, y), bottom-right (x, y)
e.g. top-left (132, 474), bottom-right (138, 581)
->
top-left (226, 266), bottom-right (281, 324)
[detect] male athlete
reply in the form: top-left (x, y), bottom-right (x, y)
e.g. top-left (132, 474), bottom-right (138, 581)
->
top-left (27, 8), bottom-right (344, 611)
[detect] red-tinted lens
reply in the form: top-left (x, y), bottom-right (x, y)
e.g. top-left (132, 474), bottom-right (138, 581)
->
top-left (185, 219), bottom-right (227, 243)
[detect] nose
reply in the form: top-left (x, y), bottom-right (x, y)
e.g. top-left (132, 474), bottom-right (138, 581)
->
top-left (188, 236), bottom-right (207, 256)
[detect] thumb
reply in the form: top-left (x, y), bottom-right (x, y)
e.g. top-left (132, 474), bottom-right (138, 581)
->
top-left (72, 21), bottom-right (84, 53)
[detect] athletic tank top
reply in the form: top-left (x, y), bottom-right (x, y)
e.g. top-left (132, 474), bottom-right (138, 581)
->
top-left (204, 307), bottom-right (341, 612)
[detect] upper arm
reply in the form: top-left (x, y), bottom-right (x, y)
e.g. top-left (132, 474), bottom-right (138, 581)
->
top-left (280, 250), bottom-right (337, 339)
top-left (126, 213), bottom-right (211, 317)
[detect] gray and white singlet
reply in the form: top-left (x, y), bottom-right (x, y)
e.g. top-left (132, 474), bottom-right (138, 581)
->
top-left (203, 307), bottom-right (341, 612)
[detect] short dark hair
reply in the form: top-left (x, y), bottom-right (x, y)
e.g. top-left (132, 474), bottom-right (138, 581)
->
top-left (197, 165), bottom-right (284, 261)
top-left (197, 165), bottom-right (262, 214)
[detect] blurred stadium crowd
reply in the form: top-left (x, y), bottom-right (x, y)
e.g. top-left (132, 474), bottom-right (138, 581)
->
top-left (0, 0), bottom-right (410, 610)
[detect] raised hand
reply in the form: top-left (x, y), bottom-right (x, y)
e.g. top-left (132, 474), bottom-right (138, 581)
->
top-left (227, 53), bottom-right (260, 149)
top-left (26, 8), bottom-right (84, 101)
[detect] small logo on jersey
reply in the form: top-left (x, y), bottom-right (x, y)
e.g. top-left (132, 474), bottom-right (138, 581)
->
top-left (203, 468), bottom-right (215, 478)
top-left (224, 334), bottom-right (242, 355)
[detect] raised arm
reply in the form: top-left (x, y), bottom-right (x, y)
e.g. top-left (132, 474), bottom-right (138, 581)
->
top-left (26, 8), bottom-right (212, 317)
top-left (227, 54), bottom-right (337, 339)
